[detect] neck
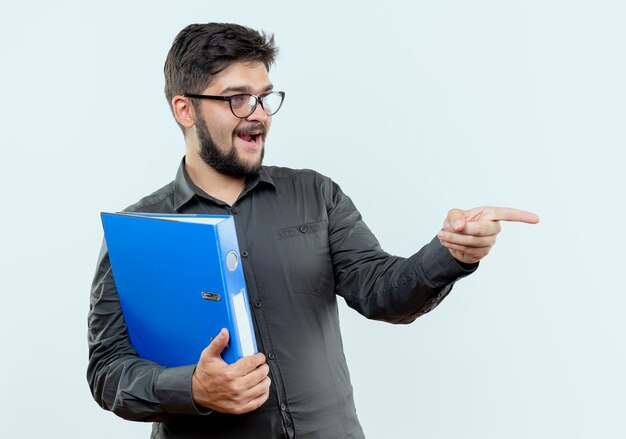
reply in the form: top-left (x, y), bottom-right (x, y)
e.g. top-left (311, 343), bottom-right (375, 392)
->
top-left (184, 152), bottom-right (246, 207)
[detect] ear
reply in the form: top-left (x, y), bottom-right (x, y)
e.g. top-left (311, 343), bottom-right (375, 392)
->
top-left (172, 96), bottom-right (196, 129)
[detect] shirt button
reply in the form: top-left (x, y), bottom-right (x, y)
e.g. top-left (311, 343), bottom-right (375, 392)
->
top-left (230, 207), bottom-right (239, 215)
top-left (241, 250), bottom-right (249, 258)
top-left (299, 225), bottom-right (308, 233)
top-left (254, 300), bottom-right (262, 308)
top-left (268, 351), bottom-right (275, 360)
top-left (280, 403), bottom-right (287, 411)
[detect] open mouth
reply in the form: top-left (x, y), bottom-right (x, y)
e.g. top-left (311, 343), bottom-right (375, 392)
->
top-left (236, 132), bottom-right (261, 144)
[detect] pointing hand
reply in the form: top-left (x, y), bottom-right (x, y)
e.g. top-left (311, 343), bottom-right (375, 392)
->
top-left (437, 206), bottom-right (540, 264)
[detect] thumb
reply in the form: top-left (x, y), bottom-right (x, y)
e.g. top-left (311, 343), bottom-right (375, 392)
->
top-left (202, 328), bottom-right (230, 360)
top-left (445, 209), bottom-right (467, 232)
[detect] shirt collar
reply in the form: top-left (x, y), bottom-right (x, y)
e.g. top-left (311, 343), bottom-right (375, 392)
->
top-left (173, 157), bottom-right (277, 211)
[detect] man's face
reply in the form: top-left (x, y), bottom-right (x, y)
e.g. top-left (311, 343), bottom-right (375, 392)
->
top-left (193, 61), bottom-right (273, 177)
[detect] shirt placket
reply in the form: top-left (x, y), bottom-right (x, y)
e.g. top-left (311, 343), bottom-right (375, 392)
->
top-left (230, 194), bottom-right (295, 439)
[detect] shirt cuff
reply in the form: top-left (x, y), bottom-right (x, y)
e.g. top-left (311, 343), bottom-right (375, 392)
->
top-left (155, 365), bottom-right (212, 415)
top-left (421, 236), bottom-right (479, 285)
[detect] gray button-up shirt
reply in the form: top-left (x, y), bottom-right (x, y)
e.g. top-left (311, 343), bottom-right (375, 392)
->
top-left (87, 161), bottom-right (477, 438)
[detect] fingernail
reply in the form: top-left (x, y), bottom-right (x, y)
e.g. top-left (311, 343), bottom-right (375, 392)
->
top-left (437, 230), bottom-right (444, 239)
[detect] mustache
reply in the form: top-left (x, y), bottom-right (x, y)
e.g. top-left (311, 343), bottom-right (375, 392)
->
top-left (233, 123), bottom-right (266, 137)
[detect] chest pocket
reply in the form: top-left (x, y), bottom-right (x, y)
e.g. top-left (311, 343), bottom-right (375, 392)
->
top-left (275, 220), bottom-right (334, 296)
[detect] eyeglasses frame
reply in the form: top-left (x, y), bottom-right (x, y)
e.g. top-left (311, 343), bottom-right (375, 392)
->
top-left (182, 91), bottom-right (286, 119)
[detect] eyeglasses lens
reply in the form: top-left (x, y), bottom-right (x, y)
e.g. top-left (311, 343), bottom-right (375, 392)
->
top-left (229, 95), bottom-right (254, 118)
top-left (230, 92), bottom-right (284, 118)
top-left (260, 93), bottom-right (283, 116)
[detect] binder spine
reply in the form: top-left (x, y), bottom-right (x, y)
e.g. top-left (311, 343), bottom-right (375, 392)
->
top-left (215, 217), bottom-right (257, 364)
top-left (214, 219), bottom-right (238, 364)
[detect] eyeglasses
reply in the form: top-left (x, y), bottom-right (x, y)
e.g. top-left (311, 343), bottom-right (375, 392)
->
top-left (183, 91), bottom-right (286, 119)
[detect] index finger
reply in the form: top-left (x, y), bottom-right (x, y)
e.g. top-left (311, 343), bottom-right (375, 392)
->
top-left (228, 352), bottom-right (267, 376)
top-left (482, 207), bottom-right (540, 224)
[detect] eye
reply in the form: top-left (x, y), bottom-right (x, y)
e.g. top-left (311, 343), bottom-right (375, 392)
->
top-left (229, 94), bottom-right (248, 109)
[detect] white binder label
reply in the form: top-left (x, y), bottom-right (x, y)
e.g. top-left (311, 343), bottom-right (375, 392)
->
top-left (233, 290), bottom-right (255, 357)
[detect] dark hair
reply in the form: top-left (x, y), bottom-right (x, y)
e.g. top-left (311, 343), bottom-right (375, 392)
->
top-left (164, 23), bottom-right (278, 130)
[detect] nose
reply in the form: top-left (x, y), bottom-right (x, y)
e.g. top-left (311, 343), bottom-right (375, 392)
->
top-left (246, 100), bottom-right (270, 123)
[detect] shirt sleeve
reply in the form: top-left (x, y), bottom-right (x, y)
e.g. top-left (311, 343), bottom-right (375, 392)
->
top-left (87, 240), bottom-right (211, 422)
top-left (324, 179), bottom-right (478, 324)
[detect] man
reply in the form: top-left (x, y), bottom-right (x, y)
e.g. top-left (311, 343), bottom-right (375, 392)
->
top-left (87, 23), bottom-right (539, 438)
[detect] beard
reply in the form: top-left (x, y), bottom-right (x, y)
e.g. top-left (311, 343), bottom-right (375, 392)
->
top-left (196, 113), bottom-right (265, 177)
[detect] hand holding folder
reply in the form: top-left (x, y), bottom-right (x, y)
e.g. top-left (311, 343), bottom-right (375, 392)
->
top-left (191, 327), bottom-right (271, 414)
top-left (101, 212), bottom-right (258, 367)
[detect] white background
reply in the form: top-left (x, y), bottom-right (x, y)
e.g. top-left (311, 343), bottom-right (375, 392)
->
top-left (1, 1), bottom-right (624, 437)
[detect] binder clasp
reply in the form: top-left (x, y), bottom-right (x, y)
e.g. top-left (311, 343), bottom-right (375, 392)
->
top-left (201, 291), bottom-right (221, 301)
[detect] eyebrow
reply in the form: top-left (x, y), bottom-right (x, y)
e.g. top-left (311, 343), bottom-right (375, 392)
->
top-left (220, 84), bottom-right (274, 95)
